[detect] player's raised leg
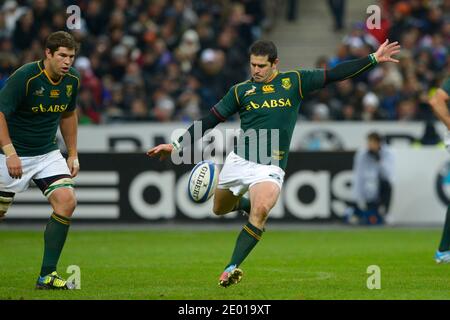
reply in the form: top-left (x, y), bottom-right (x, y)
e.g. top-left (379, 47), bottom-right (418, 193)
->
top-left (212, 188), bottom-right (241, 215)
top-left (213, 188), bottom-right (252, 216)
top-left (219, 181), bottom-right (280, 287)
top-left (36, 177), bottom-right (77, 290)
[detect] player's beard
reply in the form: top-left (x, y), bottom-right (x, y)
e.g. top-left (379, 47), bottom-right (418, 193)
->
top-left (253, 73), bottom-right (265, 82)
top-left (254, 72), bottom-right (270, 83)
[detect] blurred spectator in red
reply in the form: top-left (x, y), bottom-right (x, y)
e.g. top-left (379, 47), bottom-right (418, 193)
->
top-left (78, 88), bottom-right (101, 124)
top-left (75, 57), bottom-right (103, 107)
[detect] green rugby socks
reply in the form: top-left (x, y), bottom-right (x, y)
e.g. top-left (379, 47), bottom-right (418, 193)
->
top-left (40, 212), bottom-right (71, 277)
top-left (226, 222), bottom-right (263, 269)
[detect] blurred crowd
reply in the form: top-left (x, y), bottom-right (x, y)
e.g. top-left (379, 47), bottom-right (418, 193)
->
top-left (0, 0), bottom-right (449, 124)
top-left (0, 0), bottom-right (277, 124)
top-left (303, 0), bottom-right (450, 122)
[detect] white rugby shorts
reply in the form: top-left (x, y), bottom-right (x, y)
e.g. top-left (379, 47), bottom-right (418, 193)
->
top-left (0, 150), bottom-right (71, 194)
top-left (217, 151), bottom-right (285, 196)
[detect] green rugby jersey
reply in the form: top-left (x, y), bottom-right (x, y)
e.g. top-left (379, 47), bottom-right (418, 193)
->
top-left (0, 60), bottom-right (80, 156)
top-left (213, 69), bottom-right (324, 170)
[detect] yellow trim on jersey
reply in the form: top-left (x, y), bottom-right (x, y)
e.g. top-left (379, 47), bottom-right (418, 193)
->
top-left (43, 69), bottom-right (64, 85)
top-left (264, 70), bottom-right (279, 83)
top-left (234, 80), bottom-right (251, 106)
top-left (25, 69), bottom-right (44, 96)
top-left (343, 62), bottom-right (373, 80)
top-left (8, 61), bottom-right (37, 81)
top-left (14, 60), bottom-right (41, 76)
top-left (66, 72), bottom-right (80, 89)
top-left (282, 70), bottom-right (304, 99)
top-left (38, 59), bottom-right (68, 85)
top-left (7, 61), bottom-right (42, 96)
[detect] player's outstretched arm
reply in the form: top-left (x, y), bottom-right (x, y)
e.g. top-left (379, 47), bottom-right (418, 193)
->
top-left (146, 110), bottom-right (223, 162)
top-left (324, 39), bottom-right (400, 85)
top-left (429, 88), bottom-right (450, 130)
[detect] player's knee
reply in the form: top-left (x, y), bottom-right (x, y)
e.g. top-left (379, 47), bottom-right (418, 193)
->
top-left (51, 190), bottom-right (77, 214)
top-left (62, 193), bottom-right (77, 212)
top-left (251, 202), bottom-right (271, 218)
top-left (0, 192), bottom-right (14, 218)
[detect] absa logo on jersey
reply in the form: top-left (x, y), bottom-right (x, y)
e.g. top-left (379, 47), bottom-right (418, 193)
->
top-left (32, 104), bottom-right (69, 113)
top-left (245, 98), bottom-right (292, 110)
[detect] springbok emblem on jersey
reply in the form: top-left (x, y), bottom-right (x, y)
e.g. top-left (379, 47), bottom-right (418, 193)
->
top-left (34, 86), bottom-right (45, 96)
top-left (282, 78), bottom-right (292, 90)
top-left (244, 85), bottom-right (257, 97)
top-left (66, 85), bottom-right (73, 97)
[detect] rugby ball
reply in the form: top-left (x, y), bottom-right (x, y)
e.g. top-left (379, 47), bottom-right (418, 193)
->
top-left (188, 160), bottom-right (219, 203)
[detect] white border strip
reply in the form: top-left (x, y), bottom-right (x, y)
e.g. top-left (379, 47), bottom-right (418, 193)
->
top-left (14, 189), bottom-right (119, 202)
top-left (8, 205), bottom-right (119, 219)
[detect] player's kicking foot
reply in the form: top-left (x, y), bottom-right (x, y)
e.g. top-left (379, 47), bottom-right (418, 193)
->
top-left (218, 265), bottom-right (243, 287)
top-left (435, 250), bottom-right (450, 264)
top-left (36, 271), bottom-right (75, 290)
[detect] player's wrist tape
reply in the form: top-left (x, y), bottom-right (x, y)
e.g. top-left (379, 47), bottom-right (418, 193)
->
top-left (369, 53), bottom-right (378, 65)
top-left (171, 140), bottom-right (182, 152)
top-left (2, 144), bottom-right (17, 158)
top-left (73, 158), bottom-right (80, 168)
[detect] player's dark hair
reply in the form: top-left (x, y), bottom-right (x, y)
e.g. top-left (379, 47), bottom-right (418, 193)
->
top-left (45, 31), bottom-right (79, 54)
top-left (249, 40), bottom-right (278, 64)
top-left (367, 132), bottom-right (382, 143)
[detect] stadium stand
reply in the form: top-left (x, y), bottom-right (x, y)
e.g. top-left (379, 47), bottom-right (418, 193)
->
top-left (0, 0), bottom-right (448, 123)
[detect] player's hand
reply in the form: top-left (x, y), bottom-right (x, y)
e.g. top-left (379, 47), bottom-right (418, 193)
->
top-left (146, 143), bottom-right (174, 161)
top-left (373, 39), bottom-right (401, 63)
top-left (6, 154), bottom-right (22, 179)
top-left (67, 156), bottom-right (80, 177)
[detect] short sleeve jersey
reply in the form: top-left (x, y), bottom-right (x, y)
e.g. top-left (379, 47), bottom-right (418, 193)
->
top-left (0, 60), bottom-right (80, 156)
top-left (213, 69), bottom-right (325, 170)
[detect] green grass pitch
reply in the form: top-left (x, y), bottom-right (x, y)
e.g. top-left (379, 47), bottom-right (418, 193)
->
top-left (0, 227), bottom-right (449, 300)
